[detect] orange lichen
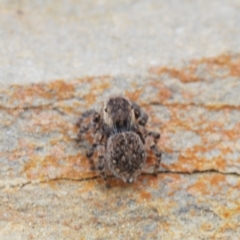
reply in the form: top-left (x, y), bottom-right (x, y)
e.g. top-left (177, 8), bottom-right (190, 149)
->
top-left (6, 80), bottom-right (73, 109)
top-left (139, 190), bottom-right (152, 200)
top-left (10, 84), bottom-right (52, 104)
top-left (166, 174), bottom-right (185, 196)
top-left (8, 139), bottom-right (38, 161)
top-left (86, 78), bottom-right (111, 105)
top-left (150, 81), bottom-right (172, 102)
top-left (187, 180), bottom-right (209, 195)
top-left (149, 65), bottom-right (200, 83)
top-left (218, 222), bottom-right (239, 235)
top-left (216, 205), bottom-right (240, 219)
top-left (125, 88), bottom-right (143, 103)
top-left (199, 54), bottom-right (240, 78)
top-left (23, 152), bottom-right (92, 181)
top-left (209, 175), bottom-right (226, 186)
top-left (201, 223), bottom-right (213, 231)
top-left (23, 157), bottom-right (37, 175)
top-left (187, 174), bottom-right (231, 198)
top-left (76, 180), bottom-right (95, 194)
top-left (48, 80), bottom-right (75, 99)
top-left (149, 53), bottom-right (240, 82)
top-left (145, 175), bottom-right (162, 189)
top-left (222, 123), bottom-right (240, 141)
top-left (23, 109), bottom-right (72, 134)
top-left (177, 155), bottom-right (227, 173)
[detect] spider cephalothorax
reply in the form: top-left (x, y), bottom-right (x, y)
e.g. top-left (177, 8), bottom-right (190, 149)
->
top-left (76, 96), bottom-right (161, 186)
top-left (102, 96), bottom-right (135, 133)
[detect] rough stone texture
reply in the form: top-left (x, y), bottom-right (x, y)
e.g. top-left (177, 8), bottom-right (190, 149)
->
top-left (1, 0), bottom-right (240, 239)
top-left (0, 54), bottom-right (240, 239)
top-left (1, 0), bottom-right (240, 85)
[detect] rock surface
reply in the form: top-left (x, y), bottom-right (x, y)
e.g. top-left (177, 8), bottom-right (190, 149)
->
top-left (1, 0), bottom-right (240, 239)
top-left (1, 0), bottom-right (240, 85)
top-left (0, 54), bottom-right (240, 239)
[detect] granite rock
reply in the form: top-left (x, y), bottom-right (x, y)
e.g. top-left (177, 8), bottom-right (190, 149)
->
top-left (0, 54), bottom-right (240, 239)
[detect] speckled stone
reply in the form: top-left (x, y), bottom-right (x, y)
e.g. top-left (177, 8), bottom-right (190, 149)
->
top-left (1, 0), bottom-right (240, 85)
top-left (0, 54), bottom-right (240, 239)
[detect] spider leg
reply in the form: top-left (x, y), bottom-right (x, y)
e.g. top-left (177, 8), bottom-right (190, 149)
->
top-left (97, 144), bottom-right (110, 187)
top-left (86, 131), bottom-right (103, 171)
top-left (76, 110), bottom-right (97, 127)
top-left (134, 125), bottom-right (161, 176)
top-left (77, 122), bottom-right (95, 141)
top-left (146, 131), bottom-right (161, 175)
top-left (76, 110), bottom-right (100, 140)
top-left (86, 145), bottom-right (97, 171)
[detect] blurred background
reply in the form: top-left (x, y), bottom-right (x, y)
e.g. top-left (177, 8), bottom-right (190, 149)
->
top-left (0, 0), bottom-right (240, 85)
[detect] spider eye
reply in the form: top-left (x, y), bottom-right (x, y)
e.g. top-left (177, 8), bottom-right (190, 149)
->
top-left (104, 108), bottom-right (107, 112)
top-left (135, 110), bottom-right (140, 117)
top-left (93, 113), bottom-right (100, 122)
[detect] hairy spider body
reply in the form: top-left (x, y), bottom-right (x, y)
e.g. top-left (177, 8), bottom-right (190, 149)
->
top-left (76, 96), bottom-right (161, 186)
top-left (106, 132), bottom-right (145, 183)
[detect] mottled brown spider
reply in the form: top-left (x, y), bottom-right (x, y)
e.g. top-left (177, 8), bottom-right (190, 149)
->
top-left (76, 96), bottom-right (161, 186)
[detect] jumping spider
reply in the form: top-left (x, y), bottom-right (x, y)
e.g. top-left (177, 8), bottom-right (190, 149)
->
top-left (76, 96), bottom-right (161, 186)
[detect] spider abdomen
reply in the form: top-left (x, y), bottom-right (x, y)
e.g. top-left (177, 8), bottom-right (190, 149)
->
top-left (106, 132), bottom-right (146, 183)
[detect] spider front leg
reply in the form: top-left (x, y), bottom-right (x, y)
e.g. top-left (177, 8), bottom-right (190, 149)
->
top-left (97, 143), bottom-right (110, 187)
top-left (86, 131), bottom-right (103, 171)
top-left (76, 110), bottom-right (100, 140)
